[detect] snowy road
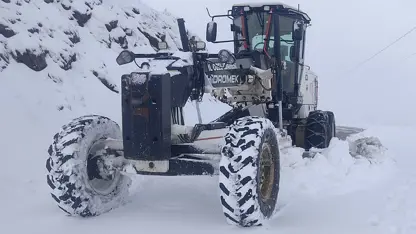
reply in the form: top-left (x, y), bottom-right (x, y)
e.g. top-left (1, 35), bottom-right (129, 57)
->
top-left (336, 126), bottom-right (365, 140)
top-left (4, 124), bottom-right (416, 234)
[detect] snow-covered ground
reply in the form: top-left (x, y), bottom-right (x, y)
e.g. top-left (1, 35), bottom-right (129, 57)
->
top-left (1, 0), bottom-right (416, 233)
top-left (2, 121), bottom-right (414, 234)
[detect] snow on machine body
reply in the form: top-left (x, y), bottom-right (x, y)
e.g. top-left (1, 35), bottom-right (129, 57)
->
top-left (46, 2), bottom-right (337, 227)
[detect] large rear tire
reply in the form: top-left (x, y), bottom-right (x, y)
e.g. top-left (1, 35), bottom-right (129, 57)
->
top-left (219, 116), bottom-right (280, 227)
top-left (46, 115), bottom-right (131, 217)
top-left (304, 110), bottom-right (335, 150)
top-left (326, 111), bottom-right (336, 145)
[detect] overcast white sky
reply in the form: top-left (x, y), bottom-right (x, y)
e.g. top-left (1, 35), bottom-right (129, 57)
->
top-left (141, 0), bottom-right (416, 127)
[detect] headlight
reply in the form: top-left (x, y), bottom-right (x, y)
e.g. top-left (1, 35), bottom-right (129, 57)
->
top-left (196, 41), bottom-right (206, 50)
top-left (158, 42), bottom-right (168, 50)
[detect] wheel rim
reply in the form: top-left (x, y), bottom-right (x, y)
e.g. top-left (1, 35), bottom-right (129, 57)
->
top-left (86, 139), bottom-right (121, 195)
top-left (259, 143), bottom-right (275, 202)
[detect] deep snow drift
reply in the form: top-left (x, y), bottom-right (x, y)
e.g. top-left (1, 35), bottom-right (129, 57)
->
top-left (0, 0), bottom-right (415, 233)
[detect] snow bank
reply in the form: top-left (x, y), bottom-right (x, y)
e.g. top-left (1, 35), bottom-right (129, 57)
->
top-left (279, 132), bottom-right (396, 204)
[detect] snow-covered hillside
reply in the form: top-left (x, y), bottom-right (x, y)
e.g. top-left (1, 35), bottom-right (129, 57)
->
top-left (0, 0), bottom-right (229, 124)
top-left (1, 0), bottom-right (415, 234)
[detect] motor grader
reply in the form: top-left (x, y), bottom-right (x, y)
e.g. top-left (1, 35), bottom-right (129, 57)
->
top-left (46, 2), bottom-right (335, 227)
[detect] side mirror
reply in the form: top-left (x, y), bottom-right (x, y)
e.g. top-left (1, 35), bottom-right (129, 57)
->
top-left (116, 50), bottom-right (135, 65)
top-left (218, 49), bottom-right (236, 64)
top-left (292, 20), bottom-right (304, 41)
top-left (206, 21), bottom-right (217, 42)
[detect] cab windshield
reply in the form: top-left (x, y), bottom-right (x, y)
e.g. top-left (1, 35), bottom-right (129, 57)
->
top-left (233, 12), bottom-right (298, 92)
top-left (233, 12), bottom-right (296, 63)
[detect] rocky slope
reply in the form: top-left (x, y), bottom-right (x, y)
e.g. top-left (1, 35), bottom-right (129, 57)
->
top-left (0, 0), bottom-right (228, 125)
top-left (0, 0), bottom-right (192, 82)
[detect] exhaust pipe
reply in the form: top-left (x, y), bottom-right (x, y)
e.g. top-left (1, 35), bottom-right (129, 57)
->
top-left (177, 18), bottom-right (190, 52)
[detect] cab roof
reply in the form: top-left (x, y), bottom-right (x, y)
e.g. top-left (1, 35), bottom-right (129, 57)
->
top-left (233, 1), bottom-right (297, 10)
top-left (232, 1), bottom-right (310, 23)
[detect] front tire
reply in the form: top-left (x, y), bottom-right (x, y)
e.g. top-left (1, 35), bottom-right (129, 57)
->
top-left (46, 115), bottom-right (131, 217)
top-left (219, 116), bottom-right (280, 227)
